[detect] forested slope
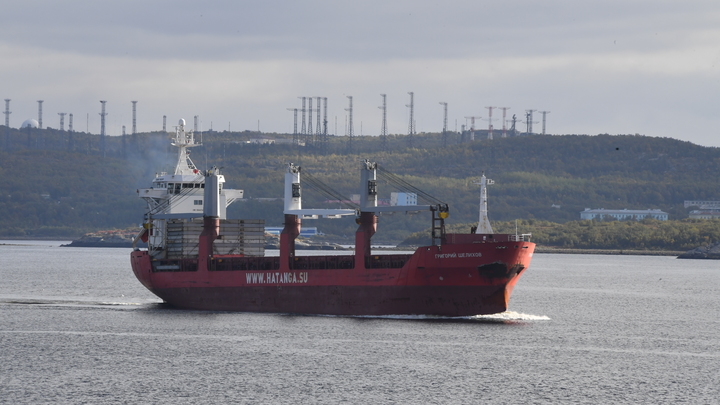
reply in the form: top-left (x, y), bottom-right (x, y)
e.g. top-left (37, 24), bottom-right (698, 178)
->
top-left (1, 126), bottom-right (719, 244)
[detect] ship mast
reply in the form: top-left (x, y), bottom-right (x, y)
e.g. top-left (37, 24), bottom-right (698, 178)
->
top-left (475, 173), bottom-right (494, 234)
top-left (171, 119), bottom-right (199, 175)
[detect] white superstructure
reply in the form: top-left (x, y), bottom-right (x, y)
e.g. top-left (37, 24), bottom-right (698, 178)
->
top-left (137, 119), bottom-right (244, 250)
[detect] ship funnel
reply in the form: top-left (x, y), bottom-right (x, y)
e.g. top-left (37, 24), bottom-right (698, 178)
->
top-left (204, 167), bottom-right (222, 218)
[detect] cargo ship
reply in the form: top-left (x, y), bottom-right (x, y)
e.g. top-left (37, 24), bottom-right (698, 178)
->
top-left (130, 119), bottom-right (535, 316)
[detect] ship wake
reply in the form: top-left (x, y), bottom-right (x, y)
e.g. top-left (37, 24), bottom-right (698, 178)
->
top-left (0, 298), bottom-right (162, 309)
top-left (337, 311), bottom-right (550, 323)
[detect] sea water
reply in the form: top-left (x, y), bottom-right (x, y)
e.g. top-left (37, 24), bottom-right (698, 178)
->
top-left (1, 241), bottom-right (718, 404)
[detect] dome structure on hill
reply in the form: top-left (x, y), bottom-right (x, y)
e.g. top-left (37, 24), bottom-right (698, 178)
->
top-left (21, 119), bottom-right (39, 129)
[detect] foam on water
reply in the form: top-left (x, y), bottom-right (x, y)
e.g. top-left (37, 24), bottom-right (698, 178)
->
top-left (469, 310), bottom-right (551, 322)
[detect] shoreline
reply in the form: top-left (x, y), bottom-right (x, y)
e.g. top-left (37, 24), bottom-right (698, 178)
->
top-left (534, 247), bottom-right (684, 256)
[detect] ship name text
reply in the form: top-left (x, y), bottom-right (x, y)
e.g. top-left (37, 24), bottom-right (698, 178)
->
top-left (246, 271), bottom-right (309, 284)
top-left (434, 252), bottom-right (483, 259)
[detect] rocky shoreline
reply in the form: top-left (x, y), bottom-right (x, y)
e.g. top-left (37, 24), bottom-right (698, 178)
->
top-left (677, 242), bottom-right (720, 259)
top-left (60, 229), bottom-right (143, 248)
top-left (535, 247), bottom-right (684, 256)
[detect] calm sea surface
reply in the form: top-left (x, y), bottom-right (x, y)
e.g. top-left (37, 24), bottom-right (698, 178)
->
top-left (1, 241), bottom-right (718, 404)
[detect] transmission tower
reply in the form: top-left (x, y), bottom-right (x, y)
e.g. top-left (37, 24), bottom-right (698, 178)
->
top-left (345, 96), bottom-right (353, 153)
top-left (99, 100), bottom-right (107, 157)
top-left (322, 97), bottom-right (328, 135)
top-left (287, 108), bottom-right (298, 145)
top-left (131, 101), bottom-right (137, 135)
top-left (299, 97), bottom-right (306, 135)
top-left (58, 113), bottom-right (66, 131)
top-left (524, 109), bottom-right (537, 135)
top-left (539, 111), bottom-right (551, 135)
top-left (499, 107), bottom-right (510, 138)
top-left (485, 106), bottom-right (496, 140)
top-left (307, 97), bottom-right (313, 142)
top-left (379, 94), bottom-right (388, 149)
top-left (406, 92), bottom-right (415, 148)
top-left (322, 97), bottom-right (328, 154)
top-left (439, 102), bottom-right (448, 147)
top-left (463, 115), bottom-right (481, 142)
top-left (121, 125), bottom-right (127, 159)
top-left (315, 97), bottom-right (322, 136)
top-left (68, 113), bottom-right (74, 151)
top-left (37, 100), bottom-right (44, 129)
top-left (3, 99), bottom-right (10, 149)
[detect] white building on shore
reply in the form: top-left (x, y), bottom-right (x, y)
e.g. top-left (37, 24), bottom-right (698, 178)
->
top-left (580, 208), bottom-right (668, 221)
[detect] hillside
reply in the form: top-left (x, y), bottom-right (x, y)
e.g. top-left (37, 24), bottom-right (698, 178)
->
top-left (1, 125), bottom-right (719, 244)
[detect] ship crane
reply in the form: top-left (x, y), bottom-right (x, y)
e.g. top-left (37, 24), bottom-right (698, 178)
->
top-left (359, 160), bottom-right (449, 247)
top-left (283, 160), bottom-right (448, 218)
top-left (283, 163), bottom-right (357, 219)
top-left (283, 160), bottom-right (450, 259)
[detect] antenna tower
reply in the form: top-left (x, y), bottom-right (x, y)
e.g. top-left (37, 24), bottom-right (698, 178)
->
top-left (539, 111), bottom-right (551, 135)
top-left (58, 113), bottom-right (66, 131)
top-left (406, 92), bottom-right (415, 147)
top-left (131, 101), bottom-right (137, 134)
top-left (439, 102), bottom-right (448, 147)
top-left (37, 100), bottom-right (44, 129)
top-left (287, 108), bottom-right (298, 145)
top-left (99, 101), bottom-right (107, 157)
top-left (464, 115), bottom-right (481, 142)
top-left (68, 113), bottom-right (74, 151)
top-left (323, 97), bottom-right (328, 135)
top-left (307, 97), bottom-right (313, 143)
top-left (485, 106), bottom-right (496, 140)
top-left (524, 109), bottom-right (538, 135)
top-left (322, 97), bottom-right (329, 154)
top-left (318, 97), bottom-right (328, 154)
top-left (345, 96), bottom-right (353, 152)
top-left (3, 99), bottom-right (10, 149)
top-left (299, 97), bottom-right (306, 135)
top-left (316, 97), bottom-right (322, 137)
top-left (499, 107), bottom-right (510, 138)
top-left (121, 125), bottom-right (127, 159)
top-left (379, 94), bottom-right (388, 149)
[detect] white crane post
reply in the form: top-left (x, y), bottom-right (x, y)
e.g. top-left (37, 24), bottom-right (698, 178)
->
top-left (284, 163), bottom-right (302, 213)
top-left (360, 159), bottom-right (378, 209)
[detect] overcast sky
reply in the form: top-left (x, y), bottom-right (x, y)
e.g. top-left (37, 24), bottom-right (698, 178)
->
top-left (2, 1), bottom-right (720, 146)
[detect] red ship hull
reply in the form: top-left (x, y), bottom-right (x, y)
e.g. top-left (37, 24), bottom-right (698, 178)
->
top-left (131, 237), bottom-right (534, 317)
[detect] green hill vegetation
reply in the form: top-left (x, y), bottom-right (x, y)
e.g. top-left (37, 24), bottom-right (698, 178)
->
top-left (1, 125), bottom-right (719, 250)
top-left (402, 218), bottom-right (720, 251)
